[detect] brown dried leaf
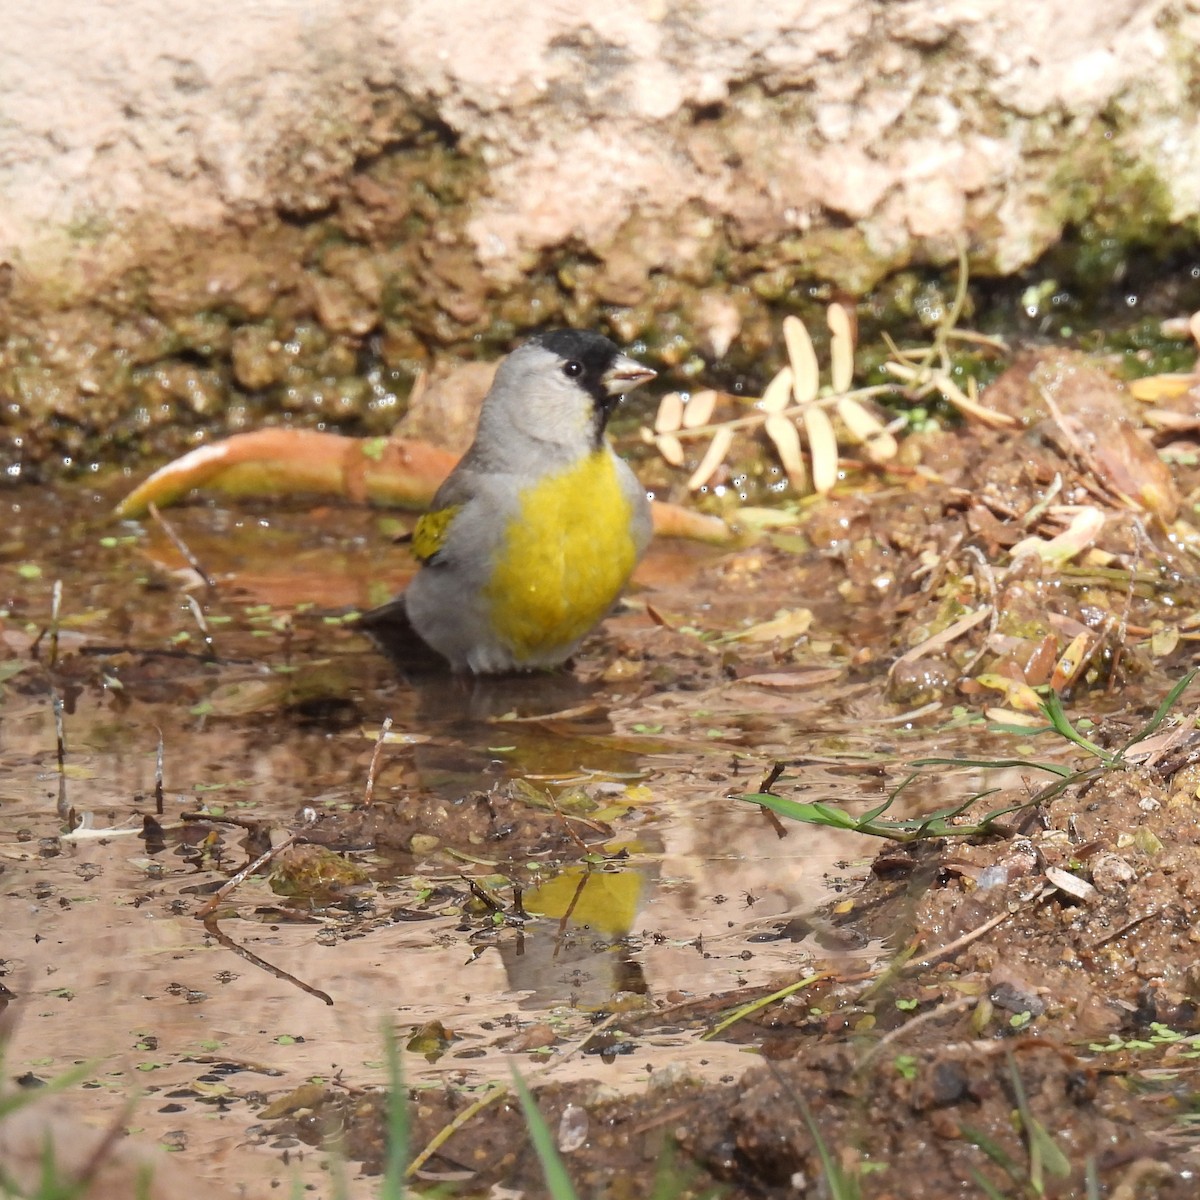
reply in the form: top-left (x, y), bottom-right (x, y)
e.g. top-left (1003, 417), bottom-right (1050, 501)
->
top-left (836, 396), bottom-right (898, 462)
top-left (649, 501), bottom-right (737, 544)
top-left (803, 404), bottom-right (839, 494)
top-left (687, 426), bottom-right (734, 491)
top-left (764, 414), bottom-right (807, 492)
top-left (783, 316), bottom-right (819, 405)
top-left (682, 389), bottom-right (718, 429)
top-left (759, 366), bottom-right (794, 414)
top-left (115, 429), bottom-right (458, 518)
top-left (827, 303), bottom-right (854, 393)
top-left (654, 391), bottom-right (684, 434)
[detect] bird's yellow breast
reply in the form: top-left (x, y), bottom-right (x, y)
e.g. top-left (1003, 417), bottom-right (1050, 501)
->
top-left (484, 450), bottom-right (637, 662)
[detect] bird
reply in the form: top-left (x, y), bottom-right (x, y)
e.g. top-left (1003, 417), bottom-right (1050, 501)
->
top-left (358, 329), bottom-right (656, 675)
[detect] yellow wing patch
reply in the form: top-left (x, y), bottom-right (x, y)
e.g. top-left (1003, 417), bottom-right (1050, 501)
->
top-left (411, 505), bottom-right (461, 564)
top-left (483, 451), bottom-right (638, 662)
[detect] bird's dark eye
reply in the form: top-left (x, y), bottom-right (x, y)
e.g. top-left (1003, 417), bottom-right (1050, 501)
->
top-left (562, 359), bottom-right (584, 378)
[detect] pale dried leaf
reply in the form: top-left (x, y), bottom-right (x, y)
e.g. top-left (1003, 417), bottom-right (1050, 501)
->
top-left (687, 426), bottom-right (734, 490)
top-left (654, 391), bottom-right (684, 434)
top-left (1129, 373), bottom-right (1197, 402)
top-left (974, 673), bottom-right (1044, 713)
top-left (655, 433), bottom-right (685, 466)
top-left (1051, 630), bottom-right (1096, 692)
top-left (764, 414), bottom-right (807, 491)
top-left (1044, 866), bottom-right (1098, 905)
top-left (729, 607), bottom-right (814, 643)
top-left (827, 303), bottom-right (854, 393)
top-left (1011, 506), bottom-right (1106, 564)
top-left (409, 368), bottom-right (429, 409)
top-left (783, 316), bottom-right (819, 405)
top-left (681, 389), bottom-right (718, 429)
top-left (884, 361), bottom-right (919, 383)
top-left (1190, 310), bottom-right (1200, 349)
top-left (984, 706), bottom-right (1046, 728)
top-left (727, 505), bottom-right (805, 531)
top-left (836, 396), bottom-right (898, 462)
top-left (889, 606), bottom-right (991, 676)
top-left (759, 366), bottom-right (794, 414)
top-left (738, 667), bottom-right (844, 688)
top-left (1142, 409), bottom-right (1200, 432)
top-left (1150, 626), bottom-right (1180, 657)
top-left (803, 404), bottom-right (839, 494)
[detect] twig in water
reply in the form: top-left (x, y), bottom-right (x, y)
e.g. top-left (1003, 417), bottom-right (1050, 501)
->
top-left (202, 912), bottom-right (333, 1006)
top-left (195, 811), bottom-right (333, 1005)
top-left (194, 811), bottom-right (315, 919)
top-left (148, 501), bottom-right (216, 589)
top-left (53, 693), bottom-right (69, 822)
top-left (48, 578), bottom-right (62, 669)
top-left (1087, 907), bottom-right (1161, 951)
top-left (463, 875), bottom-right (506, 914)
top-left (154, 728), bottom-right (165, 816)
top-left (363, 716), bottom-right (393, 807)
top-left (185, 594), bottom-right (216, 660)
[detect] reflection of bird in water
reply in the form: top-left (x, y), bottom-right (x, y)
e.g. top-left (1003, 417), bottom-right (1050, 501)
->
top-left (495, 864), bottom-right (652, 1012)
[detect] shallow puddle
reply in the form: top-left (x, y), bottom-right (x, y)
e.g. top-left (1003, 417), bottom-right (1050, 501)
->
top-left (0, 480), bottom-right (903, 1193)
top-left (0, 474), bottom-right (1155, 1195)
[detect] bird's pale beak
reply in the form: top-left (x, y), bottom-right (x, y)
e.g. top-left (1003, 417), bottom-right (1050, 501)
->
top-left (602, 354), bottom-right (656, 398)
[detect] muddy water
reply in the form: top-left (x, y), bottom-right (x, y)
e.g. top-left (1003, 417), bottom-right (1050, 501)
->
top-left (0, 480), bottom-right (1039, 1196)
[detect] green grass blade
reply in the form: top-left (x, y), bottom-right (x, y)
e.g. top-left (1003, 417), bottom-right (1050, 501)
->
top-left (1038, 692), bottom-right (1114, 763)
top-left (1121, 668), bottom-right (1197, 752)
top-left (1008, 1055), bottom-right (1070, 1193)
top-left (960, 1123), bottom-right (1023, 1180)
top-left (762, 1061), bottom-right (860, 1200)
top-left (985, 721), bottom-right (1058, 737)
top-left (703, 972), bottom-right (828, 1041)
top-left (858, 770), bottom-right (921, 822)
top-left (967, 1166), bottom-right (1011, 1200)
top-left (380, 1025), bottom-right (410, 1200)
top-left (510, 1068), bottom-right (580, 1200)
top-left (0, 1062), bottom-right (96, 1122)
top-left (910, 756), bottom-right (1075, 778)
top-left (740, 793), bottom-right (860, 829)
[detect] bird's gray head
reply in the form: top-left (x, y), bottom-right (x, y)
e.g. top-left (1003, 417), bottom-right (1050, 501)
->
top-left (475, 330), bottom-right (656, 465)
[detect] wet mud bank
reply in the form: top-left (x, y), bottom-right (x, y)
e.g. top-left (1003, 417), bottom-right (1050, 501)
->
top-left (5, 329), bottom-right (1200, 1195)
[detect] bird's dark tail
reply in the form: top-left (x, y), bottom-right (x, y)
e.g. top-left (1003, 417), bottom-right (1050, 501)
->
top-left (354, 595), bottom-right (451, 677)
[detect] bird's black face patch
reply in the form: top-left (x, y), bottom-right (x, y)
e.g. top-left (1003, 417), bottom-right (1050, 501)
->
top-left (529, 329), bottom-right (624, 441)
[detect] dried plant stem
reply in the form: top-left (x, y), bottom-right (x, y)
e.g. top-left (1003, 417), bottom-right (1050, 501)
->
top-left (669, 384), bottom-right (896, 442)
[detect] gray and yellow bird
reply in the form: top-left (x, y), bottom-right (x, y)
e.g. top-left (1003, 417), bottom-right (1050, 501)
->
top-left (359, 330), bottom-right (656, 674)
